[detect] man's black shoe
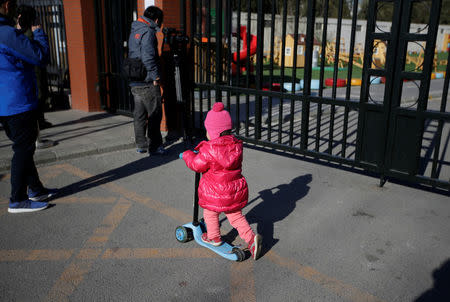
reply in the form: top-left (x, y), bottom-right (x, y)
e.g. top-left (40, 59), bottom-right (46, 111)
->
top-left (39, 120), bottom-right (53, 129)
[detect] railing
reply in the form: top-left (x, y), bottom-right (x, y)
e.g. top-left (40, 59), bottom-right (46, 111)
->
top-left (189, 0), bottom-right (450, 192)
top-left (94, 0), bottom-right (138, 115)
top-left (17, 0), bottom-right (69, 95)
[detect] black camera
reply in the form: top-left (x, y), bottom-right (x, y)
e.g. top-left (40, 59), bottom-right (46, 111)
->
top-left (162, 27), bottom-right (189, 51)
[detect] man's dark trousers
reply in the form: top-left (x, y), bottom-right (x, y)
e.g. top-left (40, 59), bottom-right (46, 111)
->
top-left (0, 110), bottom-right (44, 202)
top-left (131, 84), bottom-right (163, 152)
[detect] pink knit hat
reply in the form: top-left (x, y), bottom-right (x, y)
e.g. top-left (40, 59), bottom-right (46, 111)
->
top-left (204, 102), bottom-right (232, 140)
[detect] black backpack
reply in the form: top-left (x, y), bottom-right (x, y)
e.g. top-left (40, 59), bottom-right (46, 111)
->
top-left (121, 57), bottom-right (147, 81)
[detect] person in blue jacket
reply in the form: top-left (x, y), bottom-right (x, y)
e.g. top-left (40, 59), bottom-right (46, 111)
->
top-left (0, 0), bottom-right (57, 213)
top-left (127, 6), bottom-right (167, 155)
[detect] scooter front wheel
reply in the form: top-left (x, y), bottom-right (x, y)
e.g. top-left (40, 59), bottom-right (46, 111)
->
top-left (175, 226), bottom-right (193, 243)
top-left (232, 247), bottom-right (246, 262)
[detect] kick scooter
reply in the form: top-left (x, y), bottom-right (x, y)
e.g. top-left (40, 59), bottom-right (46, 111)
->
top-left (175, 172), bottom-right (246, 261)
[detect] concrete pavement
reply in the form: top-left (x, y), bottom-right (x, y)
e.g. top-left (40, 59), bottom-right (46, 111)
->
top-left (0, 109), bottom-right (449, 301)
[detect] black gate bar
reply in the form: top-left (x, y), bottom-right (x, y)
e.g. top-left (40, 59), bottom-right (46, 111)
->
top-left (188, 0), bottom-right (450, 192)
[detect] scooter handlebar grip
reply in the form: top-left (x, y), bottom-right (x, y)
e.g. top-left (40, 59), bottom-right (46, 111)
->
top-left (180, 150), bottom-right (198, 159)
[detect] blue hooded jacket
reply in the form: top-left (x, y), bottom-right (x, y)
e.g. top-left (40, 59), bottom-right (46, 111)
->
top-left (127, 16), bottom-right (160, 86)
top-left (0, 14), bottom-right (49, 116)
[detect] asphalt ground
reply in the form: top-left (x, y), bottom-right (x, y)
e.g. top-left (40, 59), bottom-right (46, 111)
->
top-left (0, 110), bottom-right (449, 301)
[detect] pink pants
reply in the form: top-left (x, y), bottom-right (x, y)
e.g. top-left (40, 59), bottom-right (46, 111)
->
top-left (203, 208), bottom-right (255, 244)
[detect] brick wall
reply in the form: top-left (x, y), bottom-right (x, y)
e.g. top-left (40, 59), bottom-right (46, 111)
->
top-left (63, 0), bottom-right (101, 112)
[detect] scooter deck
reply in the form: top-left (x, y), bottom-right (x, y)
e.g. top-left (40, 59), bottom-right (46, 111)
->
top-left (183, 222), bottom-right (240, 261)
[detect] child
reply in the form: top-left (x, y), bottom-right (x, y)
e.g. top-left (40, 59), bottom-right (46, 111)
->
top-left (180, 102), bottom-right (262, 260)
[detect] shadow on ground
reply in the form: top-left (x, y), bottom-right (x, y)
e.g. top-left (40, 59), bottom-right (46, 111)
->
top-left (55, 142), bottom-right (185, 200)
top-left (222, 173), bottom-right (312, 257)
top-left (50, 112), bottom-right (118, 128)
top-left (415, 259), bottom-right (450, 302)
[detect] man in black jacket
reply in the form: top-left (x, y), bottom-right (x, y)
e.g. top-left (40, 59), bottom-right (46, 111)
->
top-left (128, 6), bottom-right (166, 155)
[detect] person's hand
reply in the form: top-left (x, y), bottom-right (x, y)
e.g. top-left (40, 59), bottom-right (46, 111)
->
top-left (16, 15), bottom-right (21, 30)
top-left (32, 17), bottom-right (42, 32)
top-left (31, 24), bottom-right (41, 32)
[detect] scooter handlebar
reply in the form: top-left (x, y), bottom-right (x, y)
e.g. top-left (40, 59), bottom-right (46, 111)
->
top-left (179, 150), bottom-right (198, 159)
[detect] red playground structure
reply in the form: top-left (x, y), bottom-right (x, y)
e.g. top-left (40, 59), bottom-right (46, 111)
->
top-left (231, 26), bottom-right (257, 76)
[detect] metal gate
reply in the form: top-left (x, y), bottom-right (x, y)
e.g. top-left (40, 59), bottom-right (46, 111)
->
top-left (189, 0), bottom-right (450, 191)
top-left (17, 0), bottom-right (69, 97)
top-left (94, 0), bottom-right (137, 115)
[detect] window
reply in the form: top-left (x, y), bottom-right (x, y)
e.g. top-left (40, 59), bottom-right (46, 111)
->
top-left (356, 25), bottom-right (362, 32)
top-left (285, 47), bottom-right (292, 56)
top-left (297, 46), bottom-right (304, 55)
top-left (316, 22), bottom-right (322, 30)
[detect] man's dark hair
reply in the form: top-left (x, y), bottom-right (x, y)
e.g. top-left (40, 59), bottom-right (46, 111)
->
top-left (143, 6), bottom-right (163, 22)
top-left (17, 4), bottom-right (36, 30)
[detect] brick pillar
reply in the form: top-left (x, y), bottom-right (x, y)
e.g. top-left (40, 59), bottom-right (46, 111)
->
top-left (137, 0), bottom-right (189, 132)
top-left (63, 0), bottom-right (101, 111)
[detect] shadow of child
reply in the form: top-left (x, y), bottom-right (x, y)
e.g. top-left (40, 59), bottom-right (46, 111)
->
top-left (415, 259), bottom-right (450, 302)
top-left (222, 173), bottom-right (312, 256)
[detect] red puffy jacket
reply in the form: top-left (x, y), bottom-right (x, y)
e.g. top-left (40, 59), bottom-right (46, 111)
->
top-left (182, 135), bottom-right (248, 213)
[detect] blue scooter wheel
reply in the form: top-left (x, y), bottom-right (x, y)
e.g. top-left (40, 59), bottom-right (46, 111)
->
top-left (175, 226), bottom-right (193, 243)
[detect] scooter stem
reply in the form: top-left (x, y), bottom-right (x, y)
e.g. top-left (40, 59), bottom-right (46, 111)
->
top-left (192, 172), bottom-right (200, 226)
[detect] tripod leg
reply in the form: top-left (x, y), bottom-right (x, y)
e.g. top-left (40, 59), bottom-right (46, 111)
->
top-left (174, 65), bottom-right (191, 147)
top-left (175, 66), bottom-right (183, 103)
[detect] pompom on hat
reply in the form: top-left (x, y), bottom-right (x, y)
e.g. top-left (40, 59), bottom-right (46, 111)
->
top-left (204, 102), bottom-right (232, 140)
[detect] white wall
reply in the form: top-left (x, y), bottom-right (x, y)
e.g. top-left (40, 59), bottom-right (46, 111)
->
top-left (232, 13), bottom-right (450, 54)
top-left (144, 0), bottom-right (155, 9)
